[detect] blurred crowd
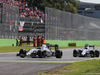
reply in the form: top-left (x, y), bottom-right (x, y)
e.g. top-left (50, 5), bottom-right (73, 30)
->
top-left (0, 0), bottom-right (45, 19)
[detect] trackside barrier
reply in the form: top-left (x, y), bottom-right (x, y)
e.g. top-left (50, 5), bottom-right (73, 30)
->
top-left (0, 39), bottom-right (16, 46)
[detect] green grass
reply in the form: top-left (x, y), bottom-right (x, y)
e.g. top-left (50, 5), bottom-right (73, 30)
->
top-left (39, 59), bottom-right (100, 75)
top-left (0, 46), bottom-right (33, 53)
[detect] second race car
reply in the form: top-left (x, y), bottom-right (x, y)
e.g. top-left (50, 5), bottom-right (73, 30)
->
top-left (73, 44), bottom-right (99, 58)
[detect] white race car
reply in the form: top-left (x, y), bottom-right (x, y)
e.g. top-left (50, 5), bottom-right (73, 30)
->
top-left (73, 45), bottom-right (99, 58)
top-left (17, 44), bottom-right (63, 58)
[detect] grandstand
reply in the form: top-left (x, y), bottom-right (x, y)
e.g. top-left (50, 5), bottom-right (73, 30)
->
top-left (19, 17), bottom-right (45, 38)
top-left (0, 1), bottom-right (45, 40)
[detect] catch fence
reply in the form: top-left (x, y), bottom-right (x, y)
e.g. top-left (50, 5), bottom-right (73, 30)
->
top-left (45, 7), bottom-right (100, 40)
top-left (0, 3), bottom-right (19, 39)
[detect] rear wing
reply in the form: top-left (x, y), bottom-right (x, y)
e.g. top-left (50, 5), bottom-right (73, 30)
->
top-left (89, 45), bottom-right (95, 49)
top-left (46, 44), bottom-right (59, 50)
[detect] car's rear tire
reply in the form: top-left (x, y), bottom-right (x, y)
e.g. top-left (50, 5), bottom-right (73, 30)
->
top-left (55, 50), bottom-right (63, 58)
top-left (95, 50), bottom-right (99, 57)
top-left (73, 50), bottom-right (77, 57)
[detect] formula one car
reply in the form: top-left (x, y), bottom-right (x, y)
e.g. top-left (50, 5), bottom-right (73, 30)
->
top-left (73, 45), bottom-right (99, 58)
top-left (16, 44), bottom-right (63, 58)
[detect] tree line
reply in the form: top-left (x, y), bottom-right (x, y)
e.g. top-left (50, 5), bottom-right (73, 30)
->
top-left (27, 0), bottom-right (79, 13)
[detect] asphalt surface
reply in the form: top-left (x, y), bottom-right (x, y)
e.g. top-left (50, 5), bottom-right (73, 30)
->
top-left (0, 47), bottom-right (100, 75)
top-left (0, 62), bottom-right (71, 75)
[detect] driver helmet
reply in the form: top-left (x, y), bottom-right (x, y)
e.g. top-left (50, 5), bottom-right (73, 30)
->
top-left (85, 44), bottom-right (88, 49)
top-left (41, 44), bottom-right (46, 50)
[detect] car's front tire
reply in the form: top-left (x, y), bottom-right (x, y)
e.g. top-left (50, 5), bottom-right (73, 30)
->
top-left (19, 49), bottom-right (26, 58)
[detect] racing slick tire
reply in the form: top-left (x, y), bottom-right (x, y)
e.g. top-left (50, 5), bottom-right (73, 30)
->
top-left (19, 49), bottom-right (26, 58)
top-left (38, 50), bottom-right (46, 58)
top-left (55, 50), bottom-right (63, 58)
top-left (73, 49), bottom-right (77, 57)
top-left (90, 51), bottom-right (95, 58)
top-left (95, 50), bottom-right (99, 57)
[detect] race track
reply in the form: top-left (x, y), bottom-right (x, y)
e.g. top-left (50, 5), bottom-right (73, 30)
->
top-left (0, 47), bottom-right (99, 75)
